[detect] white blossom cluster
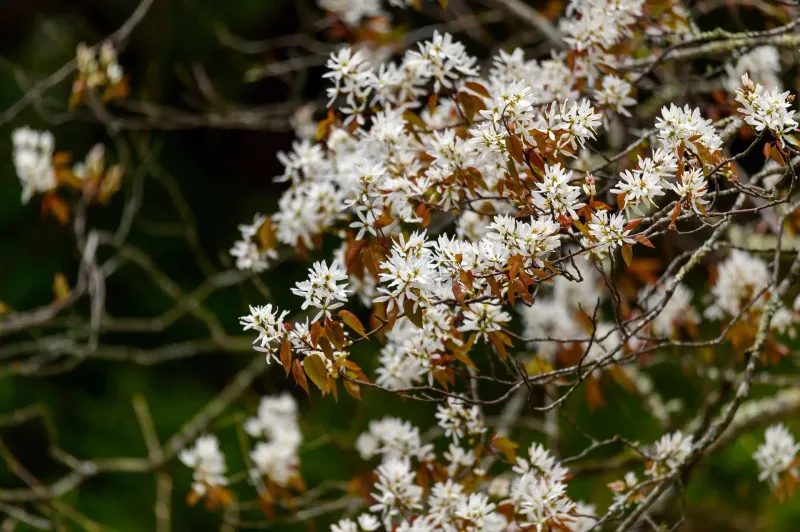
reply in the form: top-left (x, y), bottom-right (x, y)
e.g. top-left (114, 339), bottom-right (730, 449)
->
top-left (245, 392), bottom-right (303, 486)
top-left (221, 0), bottom-right (800, 525)
top-left (11, 127), bottom-right (56, 204)
top-left (230, 213), bottom-right (278, 272)
top-left (335, 409), bottom-right (598, 531)
top-left (753, 423), bottom-right (799, 486)
top-left (724, 46), bottom-right (783, 93)
top-left (318, 0), bottom-right (412, 29)
top-left (76, 42), bottom-right (124, 87)
top-left (179, 434), bottom-right (229, 496)
top-left (180, 393), bottom-right (303, 498)
top-left (736, 73), bottom-right (798, 147)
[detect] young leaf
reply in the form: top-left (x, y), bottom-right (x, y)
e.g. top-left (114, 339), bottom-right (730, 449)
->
top-left (621, 244), bottom-right (633, 267)
top-left (292, 359), bottom-right (309, 394)
top-left (491, 435), bottom-right (519, 462)
top-left (53, 273), bottom-right (70, 301)
top-left (303, 355), bottom-right (330, 393)
top-left (280, 339), bottom-right (292, 376)
top-left (403, 297), bottom-right (424, 328)
top-left (339, 310), bottom-right (368, 339)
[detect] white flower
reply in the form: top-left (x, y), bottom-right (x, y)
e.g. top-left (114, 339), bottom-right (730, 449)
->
top-left (753, 423), bottom-right (799, 486)
top-left (656, 104), bottom-right (723, 153)
top-left (435, 397), bottom-right (485, 443)
top-left (179, 434), bottom-right (228, 495)
top-left (369, 458), bottom-right (423, 520)
top-left (595, 75), bottom-right (636, 117)
top-left (639, 282), bottom-right (698, 338)
top-left (405, 31), bottom-right (479, 92)
top-left (458, 303), bottom-right (511, 342)
top-left (724, 46), bottom-right (782, 92)
top-left (374, 232), bottom-right (436, 311)
top-left (291, 260), bottom-right (350, 322)
top-left (357, 514), bottom-right (381, 531)
top-left (454, 493), bottom-right (504, 531)
top-left (736, 74), bottom-right (797, 146)
top-left (323, 47), bottom-right (372, 105)
top-left (239, 304), bottom-right (290, 359)
top-left (11, 126), bottom-right (56, 204)
top-left (245, 393), bottom-right (302, 486)
top-left (707, 250), bottom-right (770, 318)
top-left (554, 99), bottom-right (603, 153)
top-left (331, 518), bottom-right (358, 532)
top-left (427, 479), bottom-right (465, 524)
top-left (356, 417), bottom-right (432, 463)
top-left (647, 431), bottom-right (693, 477)
top-left (611, 168), bottom-right (664, 210)
top-left (318, 0), bottom-right (384, 28)
top-left (230, 213), bottom-right (277, 272)
top-left (532, 163), bottom-right (585, 219)
top-left (443, 444), bottom-right (476, 476)
top-left (669, 168), bottom-right (708, 213)
top-left (588, 210), bottom-right (634, 251)
top-left (513, 442), bottom-right (568, 482)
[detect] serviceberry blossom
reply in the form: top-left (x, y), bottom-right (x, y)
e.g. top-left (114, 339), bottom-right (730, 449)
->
top-left (533, 163), bottom-right (585, 219)
top-left (318, 0), bottom-right (384, 28)
top-left (639, 282), bottom-right (699, 338)
top-left (11, 127), bottom-right (56, 204)
top-left (323, 47), bottom-right (372, 105)
top-left (453, 492), bottom-right (505, 531)
top-left (406, 31), bottom-right (479, 92)
top-left (435, 397), bottom-right (485, 442)
top-left (230, 213), bottom-right (278, 272)
top-left (369, 457), bottom-right (423, 520)
top-left (291, 260), bottom-right (350, 321)
top-left (595, 74), bottom-right (636, 117)
top-left (457, 303), bottom-right (511, 342)
top-left (355, 417), bottom-right (433, 462)
top-left (753, 423), bottom-right (799, 486)
top-left (736, 74), bottom-right (798, 146)
top-left (239, 304), bottom-right (289, 359)
top-left (611, 168), bottom-right (665, 211)
top-left (76, 41), bottom-right (123, 87)
top-left (245, 393), bottom-right (302, 486)
top-left (647, 431), bottom-right (693, 478)
top-left (669, 167), bottom-right (709, 213)
top-left (656, 104), bottom-right (723, 154)
top-left (179, 435), bottom-right (228, 496)
top-left (588, 210), bottom-right (634, 251)
top-left (553, 99), bottom-right (603, 153)
top-left (706, 250), bottom-right (770, 319)
top-left (211, 5), bottom-right (800, 527)
top-left (724, 46), bottom-right (783, 92)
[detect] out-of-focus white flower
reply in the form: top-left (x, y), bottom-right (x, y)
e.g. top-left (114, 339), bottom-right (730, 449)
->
top-left (435, 397), bottom-right (485, 442)
top-left (646, 431), bottom-right (693, 477)
top-left (245, 393), bottom-right (302, 486)
top-left (179, 434), bottom-right (228, 495)
top-left (725, 46), bottom-right (782, 92)
top-left (595, 75), bottom-right (636, 117)
top-left (754, 423), bottom-right (799, 486)
top-left (11, 126), bottom-right (56, 204)
top-left (706, 250), bottom-right (770, 319)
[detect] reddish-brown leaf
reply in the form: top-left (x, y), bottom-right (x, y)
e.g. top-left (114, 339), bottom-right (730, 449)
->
top-left (292, 359), bottom-right (309, 394)
top-left (280, 339), bottom-right (292, 376)
top-left (339, 310), bottom-right (368, 339)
